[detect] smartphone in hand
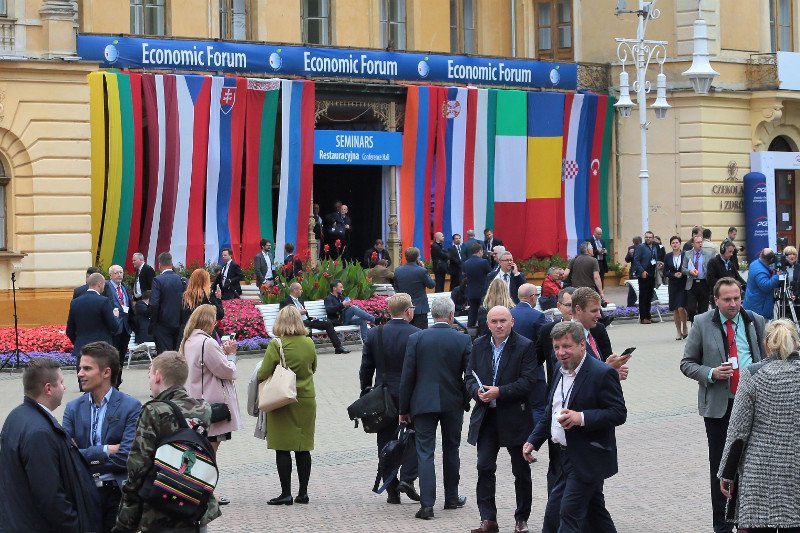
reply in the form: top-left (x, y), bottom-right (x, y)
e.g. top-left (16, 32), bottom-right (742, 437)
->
top-left (621, 347), bottom-right (636, 357)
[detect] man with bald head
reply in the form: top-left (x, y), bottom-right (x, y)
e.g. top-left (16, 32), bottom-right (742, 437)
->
top-left (431, 231), bottom-right (450, 293)
top-left (104, 264), bottom-right (133, 384)
top-left (280, 282), bottom-right (349, 354)
top-left (511, 284), bottom-right (549, 428)
top-left (466, 306), bottom-right (537, 533)
top-left (66, 272), bottom-right (120, 362)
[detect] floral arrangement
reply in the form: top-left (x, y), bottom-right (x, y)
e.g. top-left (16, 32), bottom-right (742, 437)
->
top-left (218, 299), bottom-right (267, 339)
top-left (236, 335), bottom-right (272, 352)
top-left (607, 305), bottom-right (670, 318)
top-left (0, 325), bottom-right (73, 353)
top-left (350, 295), bottom-right (390, 323)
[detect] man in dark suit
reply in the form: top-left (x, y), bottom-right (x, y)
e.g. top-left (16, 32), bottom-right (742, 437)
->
top-left (328, 203), bottom-right (352, 259)
top-left (214, 247), bottom-right (242, 300)
top-left (463, 229), bottom-right (484, 260)
top-left (364, 239), bottom-right (392, 268)
top-left (706, 242), bottom-right (746, 308)
top-left (131, 253), bottom-right (155, 301)
top-left (588, 227), bottom-right (609, 286)
top-left (313, 203), bottom-right (325, 244)
top-left (431, 232), bottom-right (450, 293)
top-left (683, 234), bottom-right (716, 322)
top-left (253, 239), bottom-right (275, 287)
top-left (282, 242), bottom-right (303, 280)
top-left (281, 282), bottom-right (349, 354)
top-left (448, 233), bottom-right (466, 291)
top-left (399, 296), bottom-right (471, 520)
top-left (63, 342), bottom-right (141, 532)
top-left (463, 244), bottom-right (492, 327)
top-left (632, 231), bottom-right (660, 324)
top-left (360, 293), bottom-right (420, 504)
top-left (66, 272), bottom-right (120, 361)
top-left (148, 252), bottom-right (186, 353)
top-left (73, 266), bottom-right (101, 299)
top-left (512, 284), bottom-right (549, 427)
top-left (465, 306), bottom-right (537, 533)
top-left (324, 280), bottom-right (375, 341)
top-left (524, 321), bottom-right (627, 532)
top-left (483, 229), bottom-right (504, 268)
top-left (104, 264), bottom-right (133, 386)
top-left (571, 288), bottom-right (630, 381)
top-left (485, 251), bottom-right (526, 304)
top-left (394, 247), bottom-right (435, 329)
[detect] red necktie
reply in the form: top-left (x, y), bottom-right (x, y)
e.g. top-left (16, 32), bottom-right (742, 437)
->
top-left (587, 332), bottom-right (601, 359)
top-left (726, 319), bottom-right (740, 394)
top-left (116, 285), bottom-right (124, 305)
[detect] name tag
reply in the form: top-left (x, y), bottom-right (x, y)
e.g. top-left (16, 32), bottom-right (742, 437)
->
top-left (651, 259), bottom-right (657, 265)
top-left (729, 355), bottom-right (739, 370)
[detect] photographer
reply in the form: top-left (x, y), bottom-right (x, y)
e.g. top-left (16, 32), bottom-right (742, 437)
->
top-left (742, 248), bottom-right (781, 319)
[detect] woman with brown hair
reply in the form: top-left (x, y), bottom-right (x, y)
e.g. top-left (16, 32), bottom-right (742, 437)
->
top-left (476, 278), bottom-right (516, 336)
top-left (258, 306), bottom-right (317, 506)
top-left (180, 268), bottom-right (225, 333)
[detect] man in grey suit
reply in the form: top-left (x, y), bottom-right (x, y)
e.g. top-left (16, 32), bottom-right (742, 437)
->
top-left (683, 234), bottom-right (716, 322)
top-left (253, 238), bottom-right (275, 287)
top-left (399, 297), bottom-right (471, 520)
top-left (680, 277), bottom-right (765, 533)
top-left (394, 247), bottom-right (436, 329)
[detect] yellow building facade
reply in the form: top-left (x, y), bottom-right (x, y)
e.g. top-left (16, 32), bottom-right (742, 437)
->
top-left (1, 0), bottom-right (799, 325)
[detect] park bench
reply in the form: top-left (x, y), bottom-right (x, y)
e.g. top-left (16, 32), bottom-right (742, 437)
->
top-left (256, 300), bottom-right (361, 346)
top-left (624, 279), bottom-right (670, 322)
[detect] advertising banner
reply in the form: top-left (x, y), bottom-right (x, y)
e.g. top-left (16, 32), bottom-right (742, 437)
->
top-left (314, 130), bottom-right (402, 165)
top-left (743, 171), bottom-right (770, 262)
top-left (77, 34), bottom-right (578, 91)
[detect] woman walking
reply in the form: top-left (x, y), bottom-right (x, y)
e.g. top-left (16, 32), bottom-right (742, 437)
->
top-left (663, 236), bottom-right (689, 339)
top-left (258, 306), bottom-right (318, 505)
top-left (180, 269), bottom-right (225, 333)
top-left (718, 319), bottom-right (800, 532)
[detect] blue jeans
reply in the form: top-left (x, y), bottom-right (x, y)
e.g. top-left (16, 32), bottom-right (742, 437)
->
top-left (343, 305), bottom-right (374, 341)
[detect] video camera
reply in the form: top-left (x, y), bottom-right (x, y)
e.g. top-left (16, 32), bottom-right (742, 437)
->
top-left (774, 237), bottom-right (789, 270)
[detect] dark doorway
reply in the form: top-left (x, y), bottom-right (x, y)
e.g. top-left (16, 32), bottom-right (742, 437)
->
top-left (314, 165), bottom-right (383, 264)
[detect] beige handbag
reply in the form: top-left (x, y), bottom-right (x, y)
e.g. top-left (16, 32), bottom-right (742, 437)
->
top-left (258, 338), bottom-right (298, 413)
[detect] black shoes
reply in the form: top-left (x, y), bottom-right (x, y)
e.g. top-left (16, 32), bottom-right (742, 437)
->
top-left (444, 495), bottom-right (467, 509)
top-left (267, 494), bottom-right (294, 505)
top-left (217, 496), bottom-right (230, 506)
top-left (415, 506), bottom-right (434, 520)
top-left (294, 494), bottom-right (309, 504)
top-left (335, 347), bottom-right (350, 354)
top-left (398, 481), bottom-right (420, 502)
top-left (386, 491), bottom-right (401, 504)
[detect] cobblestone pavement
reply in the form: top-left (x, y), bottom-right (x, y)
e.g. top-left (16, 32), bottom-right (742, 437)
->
top-left (0, 309), bottom-right (716, 532)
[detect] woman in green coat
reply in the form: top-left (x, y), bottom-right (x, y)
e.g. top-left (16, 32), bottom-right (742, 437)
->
top-left (257, 305), bottom-right (317, 505)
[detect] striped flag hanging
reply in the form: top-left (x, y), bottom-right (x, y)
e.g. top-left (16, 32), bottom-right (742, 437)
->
top-left (600, 96), bottom-right (616, 234)
top-left (123, 72), bottom-right (145, 270)
top-left (561, 93), bottom-right (585, 257)
top-left (140, 74), bottom-right (168, 266)
top-left (184, 75), bottom-right (212, 268)
top-left (471, 88), bottom-right (495, 238)
top-left (574, 94), bottom-right (597, 251)
top-left (589, 94), bottom-right (610, 233)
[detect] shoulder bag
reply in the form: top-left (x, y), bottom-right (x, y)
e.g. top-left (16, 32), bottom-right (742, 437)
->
top-left (258, 337), bottom-right (298, 412)
top-left (200, 337), bottom-right (232, 424)
top-left (346, 327), bottom-right (398, 433)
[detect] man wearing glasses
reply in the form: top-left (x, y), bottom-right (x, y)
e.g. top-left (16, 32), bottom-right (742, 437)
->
top-left (485, 251), bottom-right (526, 304)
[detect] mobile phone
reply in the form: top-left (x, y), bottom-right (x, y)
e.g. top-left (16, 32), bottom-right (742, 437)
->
top-left (621, 347), bottom-right (636, 357)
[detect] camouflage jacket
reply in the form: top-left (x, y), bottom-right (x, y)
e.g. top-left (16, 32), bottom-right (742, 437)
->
top-left (114, 386), bottom-right (220, 532)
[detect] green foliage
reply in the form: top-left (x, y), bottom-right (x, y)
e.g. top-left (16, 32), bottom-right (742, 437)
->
top-left (517, 254), bottom-right (569, 273)
top-left (259, 258), bottom-right (375, 304)
top-left (606, 261), bottom-right (624, 275)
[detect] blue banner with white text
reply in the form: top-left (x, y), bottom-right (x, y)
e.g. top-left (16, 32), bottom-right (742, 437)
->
top-left (743, 172), bottom-right (770, 263)
top-left (314, 131), bottom-right (402, 165)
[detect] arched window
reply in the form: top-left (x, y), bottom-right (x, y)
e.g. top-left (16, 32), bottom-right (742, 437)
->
top-left (0, 159), bottom-right (7, 250)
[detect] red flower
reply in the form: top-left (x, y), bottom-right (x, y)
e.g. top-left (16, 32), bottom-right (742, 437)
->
top-left (323, 244), bottom-right (330, 253)
top-left (322, 272), bottom-right (331, 279)
top-left (313, 280), bottom-right (320, 288)
top-left (371, 251), bottom-right (378, 260)
top-left (296, 275), bottom-right (303, 282)
top-left (334, 261), bottom-right (340, 267)
top-left (260, 283), bottom-right (268, 291)
top-left (335, 239), bottom-right (342, 249)
top-left (283, 263), bottom-right (292, 272)
top-left (272, 286), bottom-right (280, 295)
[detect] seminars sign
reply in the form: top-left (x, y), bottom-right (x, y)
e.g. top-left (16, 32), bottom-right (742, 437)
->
top-left (77, 34), bottom-right (578, 91)
top-left (314, 130), bottom-right (402, 165)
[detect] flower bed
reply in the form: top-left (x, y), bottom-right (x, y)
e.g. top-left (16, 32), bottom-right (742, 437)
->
top-left (218, 299), bottom-right (267, 339)
top-left (607, 305), bottom-right (670, 318)
top-left (0, 325), bottom-right (73, 354)
top-left (350, 295), bottom-right (390, 323)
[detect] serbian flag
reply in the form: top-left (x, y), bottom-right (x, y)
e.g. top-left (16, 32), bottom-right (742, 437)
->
top-left (526, 92), bottom-right (565, 258)
top-left (275, 79), bottom-right (315, 263)
top-left (242, 78), bottom-right (280, 264)
top-left (561, 93), bottom-right (585, 258)
top-left (492, 90), bottom-right (528, 257)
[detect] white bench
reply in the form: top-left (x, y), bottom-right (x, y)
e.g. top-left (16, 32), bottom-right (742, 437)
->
top-left (255, 300), bottom-right (361, 344)
top-left (373, 283), bottom-right (395, 296)
top-left (425, 292), bottom-right (469, 328)
top-left (126, 333), bottom-right (155, 368)
top-left (625, 279), bottom-right (669, 321)
top-left (241, 283), bottom-right (262, 301)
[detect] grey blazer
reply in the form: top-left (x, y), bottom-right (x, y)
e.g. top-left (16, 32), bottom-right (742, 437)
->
top-left (681, 247), bottom-right (716, 290)
top-left (679, 308), bottom-right (765, 418)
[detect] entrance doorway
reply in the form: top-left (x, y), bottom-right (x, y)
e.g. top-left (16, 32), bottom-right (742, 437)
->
top-left (776, 169), bottom-right (796, 247)
top-left (313, 164), bottom-right (383, 265)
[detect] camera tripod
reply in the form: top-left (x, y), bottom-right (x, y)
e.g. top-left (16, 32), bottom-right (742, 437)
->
top-left (774, 275), bottom-right (799, 325)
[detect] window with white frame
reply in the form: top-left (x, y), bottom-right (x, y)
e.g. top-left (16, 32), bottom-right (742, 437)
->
top-left (0, 160), bottom-right (7, 251)
top-left (131, 0), bottom-right (166, 36)
top-left (302, 0), bottom-right (331, 45)
top-left (450, 0), bottom-right (476, 54)
top-left (220, 0), bottom-right (247, 40)
top-left (380, 0), bottom-right (406, 50)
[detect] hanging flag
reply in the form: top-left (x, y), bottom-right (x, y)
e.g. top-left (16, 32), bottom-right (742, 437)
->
top-left (242, 78), bottom-right (280, 265)
top-left (471, 88), bottom-right (495, 238)
top-left (588, 94), bottom-right (609, 234)
top-left (574, 93), bottom-right (597, 251)
top-left (205, 76), bottom-right (224, 264)
top-left (98, 73), bottom-right (124, 270)
top-left (561, 93), bottom-right (585, 258)
top-left (275, 79), bottom-right (315, 263)
top-left (88, 72), bottom-right (107, 264)
top-left (140, 74), bottom-right (168, 266)
top-left (462, 87), bottom-right (477, 237)
top-left (185, 75), bottom-right (212, 268)
top-left (600, 96), bottom-right (616, 234)
top-left (526, 92), bottom-right (565, 258)
top-left (109, 71), bottom-right (138, 269)
top-left (493, 90), bottom-right (528, 257)
top-left (123, 72), bottom-right (145, 271)
top-left (440, 87), bottom-right (468, 242)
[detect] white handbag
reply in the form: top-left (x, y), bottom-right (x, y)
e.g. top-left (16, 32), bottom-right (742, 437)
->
top-left (258, 338), bottom-right (298, 413)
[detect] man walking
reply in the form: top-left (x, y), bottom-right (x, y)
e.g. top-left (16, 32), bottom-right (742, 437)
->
top-left (683, 234), bottom-right (715, 322)
top-left (214, 247), bottom-right (242, 300)
top-left (463, 244), bottom-right (492, 327)
top-left (589, 227), bottom-right (609, 286)
top-left (63, 342), bottom-right (141, 532)
top-left (0, 358), bottom-right (101, 532)
top-left (254, 239), bottom-right (275, 287)
top-left (448, 233), bottom-right (466, 291)
top-left (485, 251), bottom-right (526, 304)
top-left (511, 284), bottom-right (549, 426)
top-left (466, 306), bottom-right (537, 533)
top-left (394, 247), bottom-right (435, 329)
top-left (104, 264), bottom-right (133, 384)
top-left (131, 252), bottom-right (155, 301)
top-left (149, 252), bottom-right (186, 353)
top-left (431, 232), bottom-right (450, 293)
top-left (706, 242), bottom-right (746, 307)
top-left (680, 278), bottom-right (765, 533)
top-left (632, 231), bottom-right (660, 324)
top-left (281, 282), bottom-right (350, 354)
top-left (399, 297), bottom-right (471, 520)
top-left (360, 293), bottom-right (421, 504)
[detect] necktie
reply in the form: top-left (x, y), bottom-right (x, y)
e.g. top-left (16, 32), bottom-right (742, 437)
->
top-left (694, 251), bottom-right (700, 269)
top-left (91, 404), bottom-right (101, 446)
top-left (457, 245), bottom-right (461, 256)
top-left (726, 319), bottom-right (740, 394)
top-left (223, 262), bottom-right (229, 284)
top-left (116, 285), bottom-right (124, 305)
top-left (503, 273), bottom-right (510, 284)
top-left (587, 333), bottom-right (601, 359)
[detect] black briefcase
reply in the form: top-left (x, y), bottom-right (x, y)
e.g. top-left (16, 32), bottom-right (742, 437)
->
top-left (347, 384), bottom-right (397, 433)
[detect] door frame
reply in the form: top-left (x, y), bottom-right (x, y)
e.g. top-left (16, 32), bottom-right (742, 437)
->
top-left (751, 151), bottom-right (800, 250)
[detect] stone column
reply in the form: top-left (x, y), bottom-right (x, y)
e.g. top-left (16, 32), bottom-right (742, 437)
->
top-left (386, 101), bottom-right (402, 267)
top-left (39, 1), bottom-right (77, 58)
top-left (307, 194), bottom-right (318, 269)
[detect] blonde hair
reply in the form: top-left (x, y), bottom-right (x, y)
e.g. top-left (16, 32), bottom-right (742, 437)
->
top-left (483, 278), bottom-right (515, 310)
top-left (764, 318), bottom-right (799, 360)
top-left (183, 269), bottom-right (211, 309)
top-left (273, 306), bottom-right (309, 337)
top-left (151, 351), bottom-right (189, 388)
top-left (387, 293), bottom-right (412, 317)
top-left (784, 246), bottom-right (798, 256)
top-left (180, 304), bottom-right (217, 353)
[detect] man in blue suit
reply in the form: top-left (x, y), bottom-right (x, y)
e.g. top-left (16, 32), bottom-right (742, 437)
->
top-left (149, 252), bottom-right (186, 353)
top-left (360, 293), bottom-right (421, 504)
top-left (524, 321), bottom-right (627, 533)
top-left (66, 272), bottom-right (120, 360)
top-left (463, 244), bottom-right (492, 327)
top-left (743, 248), bottom-right (781, 319)
top-left (393, 247), bottom-right (436, 329)
top-left (63, 341), bottom-right (141, 532)
top-left (511, 284), bottom-right (549, 427)
top-left (105, 264), bottom-right (133, 385)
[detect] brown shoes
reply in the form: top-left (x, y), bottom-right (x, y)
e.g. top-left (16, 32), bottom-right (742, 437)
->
top-left (471, 520), bottom-right (499, 533)
top-left (515, 520), bottom-right (530, 532)
top-left (640, 319), bottom-right (652, 324)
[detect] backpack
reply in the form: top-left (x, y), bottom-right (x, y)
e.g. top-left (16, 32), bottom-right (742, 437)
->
top-left (137, 400), bottom-right (219, 522)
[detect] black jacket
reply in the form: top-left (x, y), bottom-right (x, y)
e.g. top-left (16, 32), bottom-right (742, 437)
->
top-left (324, 293), bottom-right (346, 325)
top-left (706, 254), bottom-right (746, 293)
top-left (466, 331), bottom-right (537, 447)
top-left (359, 319), bottom-right (420, 400)
top-left (448, 243), bottom-right (466, 275)
top-left (536, 321), bottom-right (612, 384)
top-left (179, 294), bottom-right (225, 333)
top-left (149, 269), bottom-right (186, 332)
top-left (212, 260), bottom-right (243, 300)
top-left (133, 263), bottom-right (156, 297)
top-left (364, 247), bottom-right (391, 268)
top-left (66, 290), bottom-right (120, 357)
top-left (463, 255), bottom-right (492, 300)
top-left (430, 241), bottom-right (449, 274)
top-left (104, 281), bottom-right (133, 335)
top-left (0, 397), bottom-right (102, 533)
top-left (485, 267), bottom-right (526, 303)
top-left (131, 300), bottom-right (154, 342)
top-left (393, 263), bottom-right (435, 314)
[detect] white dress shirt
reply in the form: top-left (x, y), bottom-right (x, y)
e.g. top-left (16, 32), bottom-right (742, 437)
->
top-left (551, 354), bottom-right (587, 446)
top-left (494, 268), bottom-right (512, 286)
top-left (262, 252), bottom-right (273, 282)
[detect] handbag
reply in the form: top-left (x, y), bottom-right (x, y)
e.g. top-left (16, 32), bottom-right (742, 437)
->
top-left (346, 327), bottom-right (398, 433)
top-left (200, 337), bottom-right (232, 424)
top-left (258, 337), bottom-right (298, 412)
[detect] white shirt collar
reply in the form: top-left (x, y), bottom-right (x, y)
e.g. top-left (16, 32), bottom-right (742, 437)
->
top-left (559, 353), bottom-right (587, 378)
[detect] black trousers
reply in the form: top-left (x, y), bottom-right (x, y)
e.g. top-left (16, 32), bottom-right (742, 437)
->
top-left (542, 446), bottom-right (616, 533)
top-left (467, 298), bottom-right (482, 328)
top-left (687, 279), bottom-right (710, 322)
top-left (304, 318), bottom-right (343, 350)
top-left (638, 274), bottom-right (655, 321)
top-left (377, 418), bottom-right (418, 492)
top-left (449, 269), bottom-right (462, 291)
top-left (153, 325), bottom-right (181, 354)
top-left (435, 271), bottom-right (447, 293)
top-left (475, 409), bottom-right (531, 522)
top-left (411, 313), bottom-right (428, 330)
top-left (111, 332), bottom-right (130, 386)
top-left (626, 284), bottom-right (637, 307)
top-left (98, 483), bottom-right (122, 533)
top-left (413, 410), bottom-right (463, 509)
top-left (704, 400), bottom-right (734, 533)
